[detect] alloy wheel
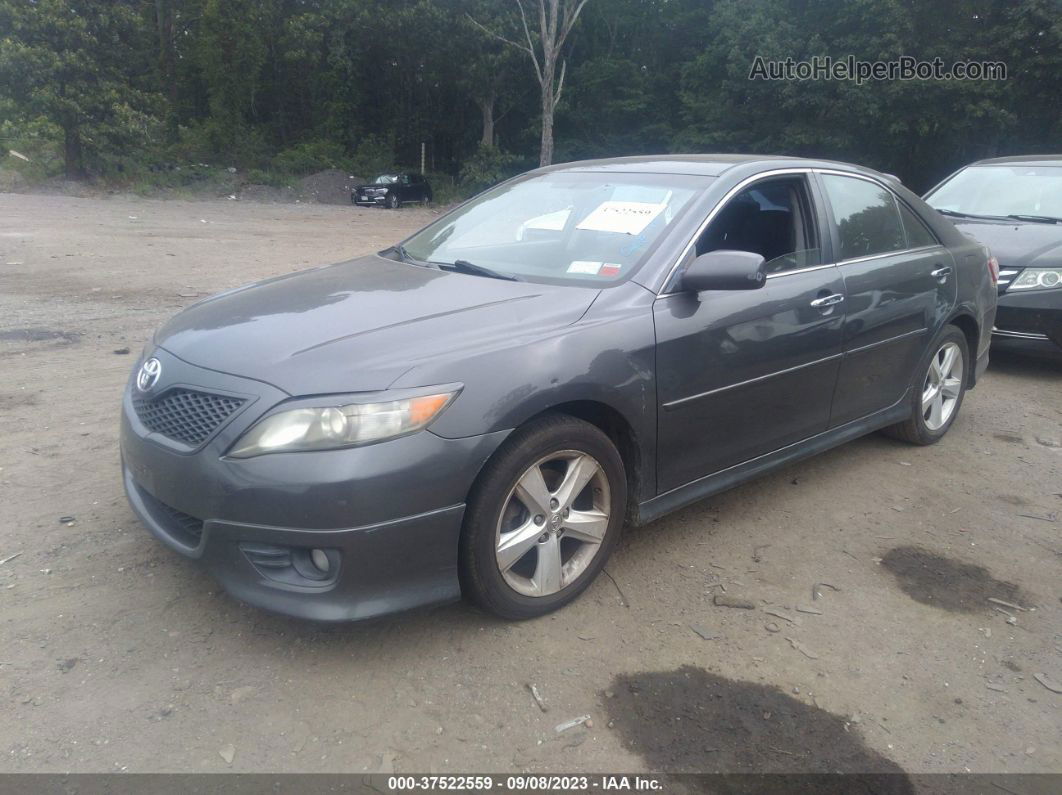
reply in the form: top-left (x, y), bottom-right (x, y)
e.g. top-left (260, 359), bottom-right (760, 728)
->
top-left (921, 341), bottom-right (964, 431)
top-left (495, 451), bottom-right (611, 598)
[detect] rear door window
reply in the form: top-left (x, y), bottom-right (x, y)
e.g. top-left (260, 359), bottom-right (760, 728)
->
top-left (821, 174), bottom-right (906, 261)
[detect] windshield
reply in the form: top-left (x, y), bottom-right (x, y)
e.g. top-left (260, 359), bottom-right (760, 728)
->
top-left (373, 174), bottom-right (399, 184)
top-left (401, 172), bottom-right (708, 284)
top-left (927, 165), bottom-right (1062, 217)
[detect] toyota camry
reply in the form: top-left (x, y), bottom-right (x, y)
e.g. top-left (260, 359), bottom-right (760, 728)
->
top-left (121, 155), bottom-right (997, 621)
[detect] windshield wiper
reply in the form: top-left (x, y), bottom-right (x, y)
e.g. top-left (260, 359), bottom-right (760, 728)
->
top-left (936, 208), bottom-right (992, 219)
top-left (434, 259), bottom-right (522, 281)
top-left (1007, 214), bottom-right (1062, 225)
top-left (392, 244), bottom-right (440, 269)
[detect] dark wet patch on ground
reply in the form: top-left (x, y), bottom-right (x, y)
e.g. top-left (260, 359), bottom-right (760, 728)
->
top-left (996, 493), bottom-right (1029, 506)
top-left (0, 392), bottom-right (39, 410)
top-left (605, 666), bottom-right (911, 788)
top-left (880, 546), bottom-right (1026, 613)
top-left (0, 327), bottom-right (80, 344)
top-left (993, 431), bottom-right (1025, 444)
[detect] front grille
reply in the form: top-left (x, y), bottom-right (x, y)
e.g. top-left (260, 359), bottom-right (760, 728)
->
top-left (133, 388), bottom-right (245, 446)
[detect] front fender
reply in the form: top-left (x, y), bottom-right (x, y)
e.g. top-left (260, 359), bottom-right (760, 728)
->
top-left (391, 282), bottom-right (659, 497)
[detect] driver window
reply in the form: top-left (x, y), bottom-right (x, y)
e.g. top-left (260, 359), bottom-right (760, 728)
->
top-left (695, 178), bottom-right (820, 274)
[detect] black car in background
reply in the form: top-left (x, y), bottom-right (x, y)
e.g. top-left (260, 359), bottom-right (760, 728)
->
top-left (925, 156), bottom-right (1062, 356)
top-left (352, 173), bottom-right (432, 208)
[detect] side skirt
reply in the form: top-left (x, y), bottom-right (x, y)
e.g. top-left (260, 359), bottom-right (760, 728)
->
top-left (634, 392), bottom-right (911, 526)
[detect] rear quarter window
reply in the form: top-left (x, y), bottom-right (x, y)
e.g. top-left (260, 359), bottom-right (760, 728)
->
top-left (898, 201), bottom-right (939, 248)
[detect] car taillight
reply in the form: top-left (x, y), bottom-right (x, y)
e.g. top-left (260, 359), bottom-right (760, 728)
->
top-left (987, 255), bottom-right (999, 284)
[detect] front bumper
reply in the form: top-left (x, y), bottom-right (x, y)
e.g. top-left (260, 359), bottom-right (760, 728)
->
top-left (992, 286), bottom-right (1062, 354)
top-left (352, 192), bottom-right (387, 206)
top-left (120, 348), bottom-right (509, 621)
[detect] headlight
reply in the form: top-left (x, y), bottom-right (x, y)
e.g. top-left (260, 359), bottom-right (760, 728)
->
top-left (1009, 268), bottom-right (1062, 290)
top-left (228, 390), bottom-right (458, 458)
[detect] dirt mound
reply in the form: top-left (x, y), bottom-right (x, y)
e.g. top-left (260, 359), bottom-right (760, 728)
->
top-left (295, 169), bottom-right (364, 204)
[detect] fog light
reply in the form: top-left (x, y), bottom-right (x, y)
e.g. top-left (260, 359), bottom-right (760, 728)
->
top-left (310, 548), bottom-right (331, 573)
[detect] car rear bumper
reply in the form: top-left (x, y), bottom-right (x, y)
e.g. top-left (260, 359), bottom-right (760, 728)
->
top-left (352, 193), bottom-right (386, 206)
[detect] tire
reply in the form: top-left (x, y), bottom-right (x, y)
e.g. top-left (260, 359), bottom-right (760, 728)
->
top-left (386, 192), bottom-right (399, 209)
top-left (459, 414), bottom-right (627, 620)
top-left (882, 324), bottom-right (970, 445)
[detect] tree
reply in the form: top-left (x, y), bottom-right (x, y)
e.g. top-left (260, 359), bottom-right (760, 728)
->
top-left (0, 0), bottom-right (155, 178)
top-left (460, 3), bottom-right (526, 149)
top-left (472, 0), bottom-right (591, 166)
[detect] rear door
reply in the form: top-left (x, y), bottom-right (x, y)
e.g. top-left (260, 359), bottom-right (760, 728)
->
top-left (817, 172), bottom-right (956, 426)
top-left (654, 173), bottom-right (846, 492)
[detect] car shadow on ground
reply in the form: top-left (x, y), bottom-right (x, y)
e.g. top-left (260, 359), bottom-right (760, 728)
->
top-left (987, 348), bottom-right (1062, 378)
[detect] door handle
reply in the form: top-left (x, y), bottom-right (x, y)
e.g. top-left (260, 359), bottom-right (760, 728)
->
top-left (931, 265), bottom-right (952, 283)
top-left (810, 293), bottom-right (845, 308)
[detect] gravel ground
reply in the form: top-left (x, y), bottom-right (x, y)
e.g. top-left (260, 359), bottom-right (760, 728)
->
top-left (1, 193), bottom-right (1060, 778)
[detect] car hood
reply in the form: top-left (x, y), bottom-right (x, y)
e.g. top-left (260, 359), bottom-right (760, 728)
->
top-left (947, 217), bottom-right (1062, 269)
top-left (155, 254), bottom-right (600, 395)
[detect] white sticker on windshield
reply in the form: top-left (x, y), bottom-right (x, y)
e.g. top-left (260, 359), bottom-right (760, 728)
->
top-left (567, 260), bottom-right (603, 275)
top-left (576, 201), bottom-right (666, 235)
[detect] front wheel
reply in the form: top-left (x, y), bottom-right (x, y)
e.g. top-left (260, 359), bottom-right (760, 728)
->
top-left (386, 192), bottom-right (399, 209)
top-left (883, 325), bottom-right (969, 445)
top-left (460, 414), bottom-right (626, 620)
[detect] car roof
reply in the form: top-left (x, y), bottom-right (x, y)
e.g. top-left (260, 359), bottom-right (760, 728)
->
top-left (534, 153), bottom-right (891, 180)
top-left (968, 154), bottom-right (1062, 167)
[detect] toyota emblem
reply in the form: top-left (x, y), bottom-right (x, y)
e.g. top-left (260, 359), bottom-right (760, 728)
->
top-left (136, 357), bottom-right (162, 392)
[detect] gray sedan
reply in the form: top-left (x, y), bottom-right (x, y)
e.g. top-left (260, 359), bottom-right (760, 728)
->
top-left (121, 155), bottom-right (997, 621)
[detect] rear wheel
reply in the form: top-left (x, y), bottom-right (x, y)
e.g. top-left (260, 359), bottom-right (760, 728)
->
top-left (460, 414), bottom-right (626, 620)
top-left (883, 325), bottom-right (969, 445)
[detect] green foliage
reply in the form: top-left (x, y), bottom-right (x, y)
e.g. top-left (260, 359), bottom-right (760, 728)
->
top-left (0, 0), bottom-right (1059, 193)
top-left (459, 145), bottom-right (522, 192)
top-left (349, 135), bottom-right (395, 181)
top-left (0, 115), bottom-right (64, 181)
top-left (272, 140), bottom-right (351, 175)
top-left (0, 0), bottom-right (158, 178)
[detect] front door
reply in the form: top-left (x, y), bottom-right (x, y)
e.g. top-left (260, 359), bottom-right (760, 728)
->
top-left (654, 175), bottom-right (846, 493)
top-left (816, 173), bottom-right (956, 426)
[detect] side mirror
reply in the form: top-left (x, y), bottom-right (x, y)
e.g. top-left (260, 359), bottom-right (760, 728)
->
top-left (681, 250), bottom-right (767, 292)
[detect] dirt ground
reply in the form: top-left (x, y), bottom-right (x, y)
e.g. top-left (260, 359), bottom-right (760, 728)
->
top-left (1, 193), bottom-right (1060, 779)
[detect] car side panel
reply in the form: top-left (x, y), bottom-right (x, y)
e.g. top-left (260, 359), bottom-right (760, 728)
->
top-left (828, 247), bottom-right (954, 425)
top-left (653, 267), bottom-right (845, 491)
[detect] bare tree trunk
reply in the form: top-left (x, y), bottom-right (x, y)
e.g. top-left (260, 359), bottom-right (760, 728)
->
top-left (155, 0), bottom-right (179, 143)
top-left (477, 96), bottom-right (496, 148)
top-left (64, 124), bottom-right (85, 180)
top-left (469, 0), bottom-right (589, 168)
top-left (539, 65), bottom-right (554, 166)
